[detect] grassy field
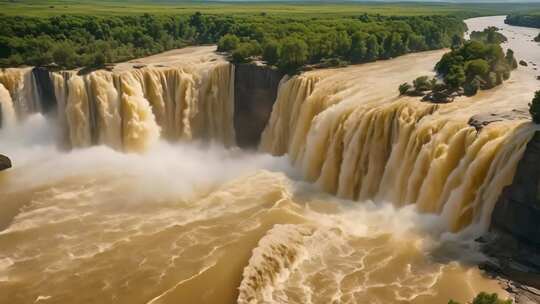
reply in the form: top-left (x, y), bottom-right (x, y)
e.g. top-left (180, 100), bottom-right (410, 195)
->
top-left (1, 0), bottom-right (540, 17)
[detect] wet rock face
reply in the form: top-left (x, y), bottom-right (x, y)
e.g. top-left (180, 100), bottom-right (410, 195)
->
top-left (491, 131), bottom-right (540, 247)
top-left (468, 109), bottom-right (529, 131)
top-left (234, 63), bottom-right (283, 148)
top-left (0, 154), bottom-right (11, 171)
top-left (32, 67), bottom-right (57, 113)
top-left (481, 131), bottom-right (540, 297)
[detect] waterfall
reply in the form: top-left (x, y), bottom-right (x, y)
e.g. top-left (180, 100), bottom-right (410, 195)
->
top-left (260, 71), bottom-right (535, 232)
top-left (0, 83), bottom-right (16, 128)
top-left (0, 62), bottom-right (235, 152)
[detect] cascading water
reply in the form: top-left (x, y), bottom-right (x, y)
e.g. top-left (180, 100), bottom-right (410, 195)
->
top-left (0, 51), bottom-right (235, 152)
top-left (1, 19), bottom-right (539, 304)
top-left (260, 55), bottom-right (537, 233)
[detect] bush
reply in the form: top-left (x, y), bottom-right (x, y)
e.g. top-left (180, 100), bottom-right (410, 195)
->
top-left (413, 76), bottom-right (432, 92)
top-left (399, 82), bottom-right (412, 95)
top-left (530, 90), bottom-right (540, 123)
top-left (464, 80), bottom-right (479, 96)
top-left (262, 40), bottom-right (280, 65)
top-left (217, 34), bottom-right (240, 52)
top-left (93, 53), bottom-right (106, 67)
top-left (278, 37), bottom-right (308, 73)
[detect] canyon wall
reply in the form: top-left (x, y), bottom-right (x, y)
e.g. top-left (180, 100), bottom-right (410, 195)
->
top-left (491, 131), bottom-right (540, 246)
top-left (234, 63), bottom-right (282, 148)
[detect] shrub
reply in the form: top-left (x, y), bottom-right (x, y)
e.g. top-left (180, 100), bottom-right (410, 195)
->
top-left (262, 40), bottom-right (280, 65)
top-left (278, 37), bottom-right (308, 73)
top-left (413, 76), bottom-right (432, 92)
top-left (217, 34), bottom-right (240, 52)
top-left (399, 82), bottom-right (412, 95)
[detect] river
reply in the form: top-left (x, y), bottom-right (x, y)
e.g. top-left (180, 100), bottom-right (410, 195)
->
top-left (0, 16), bottom-right (538, 304)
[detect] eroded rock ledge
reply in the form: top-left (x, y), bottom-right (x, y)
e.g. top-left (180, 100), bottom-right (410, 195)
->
top-left (468, 109), bottom-right (529, 131)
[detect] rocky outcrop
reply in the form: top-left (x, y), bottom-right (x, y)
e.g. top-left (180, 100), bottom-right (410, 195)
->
top-left (480, 131), bottom-right (540, 301)
top-left (0, 154), bottom-right (11, 171)
top-left (491, 131), bottom-right (540, 247)
top-left (234, 63), bottom-right (283, 148)
top-left (468, 110), bottom-right (529, 131)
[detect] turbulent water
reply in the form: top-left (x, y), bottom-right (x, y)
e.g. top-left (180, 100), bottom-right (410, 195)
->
top-left (0, 47), bottom-right (235, 152)
top-left (0, 18), bottom-right (539, 304)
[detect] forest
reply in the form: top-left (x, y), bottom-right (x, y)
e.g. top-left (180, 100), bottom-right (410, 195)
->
top-left (399, 27), bottom-right (517, 102)
top-left (505, 13), bottom-right (540, 29)
top-left (0, 13), bottom-right (466, 73)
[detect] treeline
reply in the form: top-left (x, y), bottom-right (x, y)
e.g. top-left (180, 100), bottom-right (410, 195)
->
top-left (400, 28), bottom-right (517, 102)
top-left (217, 14), bottom-right (467, 72)
top-left (505, 13), bottom-right (540, 28)
top-left (0, 14), bottom-right (197, 68)
top-left (0, 13), bottom-right (466, 72)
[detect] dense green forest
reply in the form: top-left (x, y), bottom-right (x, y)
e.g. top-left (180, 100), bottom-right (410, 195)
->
top-left (470, 26), bottom-right (507, 44)
top-left (0, 13), bottom-right (466, 73)
top-left (505, 13), bottom-right (540, 28)
top-left (399, 27), bottom-right (517, 101)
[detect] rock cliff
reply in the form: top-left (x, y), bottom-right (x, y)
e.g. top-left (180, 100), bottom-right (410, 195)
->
top-left (233, 63), bottom-right (283, 148)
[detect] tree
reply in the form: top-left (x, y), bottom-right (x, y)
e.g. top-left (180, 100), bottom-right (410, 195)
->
top-left (445, 65), bottom-right (466, 90)
top-left (530, 90), bottom-right (540, 123)
top-left (387, 32), bottom-right (407, 58)
top-left (262, 40), bottom-right (280, 65)
top-left (408, 34), bottom-right (428, 51)
top-left (278, 37), bottom-right (308, 73)
top-left (93, 53), bottom-right (106, 67)
top-left (451, 34), bottom-right (463, 50)
top-left (350, 32), bottom-right (368, 63)
top-left (334, 31), bottom-right (352, 58)
top-left (217, 34), bottom-right (240, 52)
top-left (463, 78), bottom-right (480, 96)
top-left (399, 83), bottom-right (412, 95)
top-left (413, 76), bottom-right (432, 92)
top-left (231, 41), bottom-right (261, 63)
top-left (365, 34), bottom-right (380, 61)
top-left (52, 44), bottom-right (77, 68)
top-left (505, 49), bottom-right (518, 69)
top-left (465, 59), bottom-right (489, 79)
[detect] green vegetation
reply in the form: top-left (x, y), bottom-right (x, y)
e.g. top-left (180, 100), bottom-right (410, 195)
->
top-left (470, 27), bottom-right (507, 44)
top-left (0, 11), bottom-right (467, 73)
top-left (535, 33), bottom-right (540, 43)
top-left (530, 91), bottom-right (540, 124)
top-left (1, 1), bottom-right (538, 18)
top-left (505, 13), bottom-right (540, 29)
top-left (449, 292), bottom-right (512, 304)
top-left (1, 1), bottom-right (539, 73)
top-left (400, 28), bottom-right (517, 102)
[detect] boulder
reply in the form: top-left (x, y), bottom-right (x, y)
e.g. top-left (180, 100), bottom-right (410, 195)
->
top-left (0, 154), bottom-right (11, 171)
